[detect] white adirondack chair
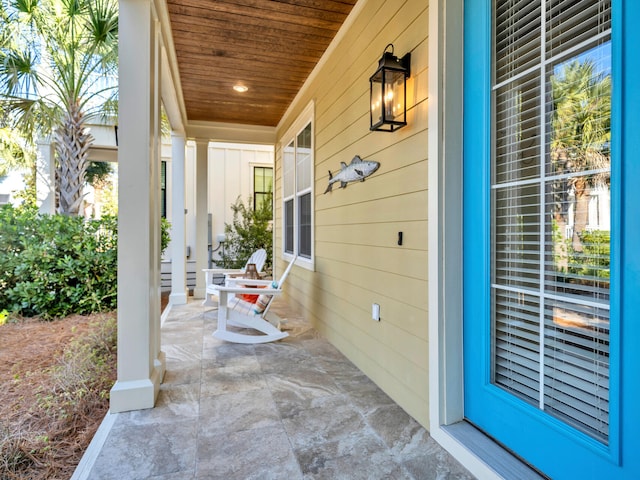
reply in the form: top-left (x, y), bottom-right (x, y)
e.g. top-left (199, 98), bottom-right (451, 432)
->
top-left (212, 255), bottom-right (297, 344)
top-left (202, 248), bottom-right (268, 307)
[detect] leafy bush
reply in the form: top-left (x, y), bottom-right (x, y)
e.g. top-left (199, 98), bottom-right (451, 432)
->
top-left (161, 217), bottom-right (171, 256)
top-left (0, 205), bottom-right (118, 319)
top-left (568, 229), bottom-right (610, 280)
top-left (216, 195), bottom-right (273, 270)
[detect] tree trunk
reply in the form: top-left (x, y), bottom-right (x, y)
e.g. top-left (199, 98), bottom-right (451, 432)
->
top-left (572, 178), bottom-right (590, 252)
top-left (54, 102), bottom-right (94, 216)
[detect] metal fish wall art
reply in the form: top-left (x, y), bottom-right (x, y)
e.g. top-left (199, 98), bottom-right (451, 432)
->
top-left (324, 155), bottom-right (380, 193)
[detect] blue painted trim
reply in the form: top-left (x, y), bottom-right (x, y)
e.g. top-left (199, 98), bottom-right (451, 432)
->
top-left (619, 0), bottom-right (640, 475)
top-left (463, 0), bottom-right (640, 478)
top-left (608, 0), bottom-right (623, 463)
top-left (462, 0), bottom-right (492, 416)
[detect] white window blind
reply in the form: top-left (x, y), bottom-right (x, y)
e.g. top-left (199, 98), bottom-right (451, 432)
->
top-left (491, 0), bottom-right (611, 442)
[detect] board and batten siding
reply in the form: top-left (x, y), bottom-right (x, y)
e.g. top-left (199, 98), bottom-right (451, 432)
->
top-left (208, 143), bottom-right (274, 254)
top-left (167, 141), bottom-right (273, 266)
top-left (274, 0), bottom-right (430, 427)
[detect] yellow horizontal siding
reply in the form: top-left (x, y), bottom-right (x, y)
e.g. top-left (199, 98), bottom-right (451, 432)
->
top-left (275, 0), bottom-right (431, 429)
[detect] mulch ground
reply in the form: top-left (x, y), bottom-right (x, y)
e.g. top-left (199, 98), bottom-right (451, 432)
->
top-left (1, 296), bottom-right (168, 479)
top-left (0, 314), bottom-right (113, 479)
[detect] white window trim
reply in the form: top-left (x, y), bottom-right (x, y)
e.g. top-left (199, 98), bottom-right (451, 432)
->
top-left (280, 101), bottom-right (315, 271)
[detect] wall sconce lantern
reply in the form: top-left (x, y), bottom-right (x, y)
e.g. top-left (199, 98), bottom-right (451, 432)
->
top-left (370, 44), bottom-right (411, 132)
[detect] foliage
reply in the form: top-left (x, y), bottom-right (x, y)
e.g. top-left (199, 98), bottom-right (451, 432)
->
top-left (0, 204), bottom-right (117, 319)
top-left (550, 59), bottom-right (611, 252)
top-left (0, 0), bottom-right (119, 215)
top-left (568, 230), bottom-right (610, 280)
top-left (0, 114), bottom-right (34, 178)
top-left (551, 60), bottom-right (611, 168)
top-left (85, 160), bottom-right (112, 188)
top-left (216, 195), bottom-right (273, 270)
top-left (161, 217), bottom-right (171, 256)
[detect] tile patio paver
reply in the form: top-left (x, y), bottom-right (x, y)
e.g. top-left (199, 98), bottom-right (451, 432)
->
top-left (81, 299), bottom-right (475, 480)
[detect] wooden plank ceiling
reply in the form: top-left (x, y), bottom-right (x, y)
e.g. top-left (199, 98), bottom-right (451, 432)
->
top-left (166, 0), bottom-right (358, 127)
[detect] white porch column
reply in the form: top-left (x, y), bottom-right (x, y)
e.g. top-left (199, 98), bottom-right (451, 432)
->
top-left (169, 132), bottom-right (187, 304)
top-left (111, 0), bottom-right (165, 413)
top-left (193, 138), bottom-right (209, 299)
top-left (36, 140), bottom-right (56, 214)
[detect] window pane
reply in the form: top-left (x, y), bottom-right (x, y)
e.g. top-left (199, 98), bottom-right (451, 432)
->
top-left (544, 299), bottom-right (609, 441)
top-left (254, 166), bottom-right (273, 211)
top-left (265, 168), bottom-right (273, 192)
top-left (546, 43), bottom-right (612, 178)
top-left (494, 74), bottom-right (541, 184)
top-left (284, 199), bottom-right (294, 254)
top-left (297, 123), bottom-right (312, 192)
top-left (254, 167), bottom-right (265, 191)
top-left (546, 0), bottom-right (611, 59)
top-left (298, 193), bottom-right (311, 258)
top-left (494, 0), bottom-right (541, 83)
top-left (283, 141), bottom-right (295, 198)
top-left (493, 290), bottom-right (541, 405)
top-left (160, 161), bottom-right (167, 218)
top-left (493, 184), bottom-right (541, 291)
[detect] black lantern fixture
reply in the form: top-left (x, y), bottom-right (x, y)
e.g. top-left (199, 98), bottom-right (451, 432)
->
top-left (369, 44), bottom-right (411, 132)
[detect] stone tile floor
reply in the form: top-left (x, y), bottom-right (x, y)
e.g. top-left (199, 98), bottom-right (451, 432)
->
top-left (81, 299), bottom-right (475, 480)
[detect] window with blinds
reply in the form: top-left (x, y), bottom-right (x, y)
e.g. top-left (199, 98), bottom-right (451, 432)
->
top-left (281, 119), bottom-right (313, 260)
top-left (283, 141), bottom-right (295, 254)
top-left (491, 0), bottom-right (611, 443)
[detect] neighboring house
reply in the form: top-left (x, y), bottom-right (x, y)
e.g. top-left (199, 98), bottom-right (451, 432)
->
top-left (115, 1), bottom-right (640, 479)
top-left (0, 170), bottom-right (25, 206)
top-left (32, 127), bottom-right (273, 291)
top-left (161, 141), bottom-right (274, 290)
top-left (35, 124), bottom-right (118, 216)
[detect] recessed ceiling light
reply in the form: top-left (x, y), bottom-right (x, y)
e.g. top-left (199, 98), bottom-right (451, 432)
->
top-left (233, 84), bottom-right (248, 93)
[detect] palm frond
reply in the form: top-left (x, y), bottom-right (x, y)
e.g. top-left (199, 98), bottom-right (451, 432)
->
top-left (0, 49), bottom-right (39, 97)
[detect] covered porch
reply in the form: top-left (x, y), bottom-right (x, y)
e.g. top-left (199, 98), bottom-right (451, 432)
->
top-left (111, 0), bottom-right (505, 478)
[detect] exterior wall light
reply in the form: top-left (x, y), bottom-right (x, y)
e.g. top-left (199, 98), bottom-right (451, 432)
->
top-left (369, 44), bottom-right (411, 132)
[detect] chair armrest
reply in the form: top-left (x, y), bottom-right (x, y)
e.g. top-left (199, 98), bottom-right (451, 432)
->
top-left (226, 278), bottom-right (273, 287)
top-left (213, 285), bottom-right (281, 295)
top-left (202, 268), bottom-right (245, 275)
top-left (203, 268), bottom-right (245, 287)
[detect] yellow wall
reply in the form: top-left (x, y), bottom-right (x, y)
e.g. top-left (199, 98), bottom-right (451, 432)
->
top-left (274, 0), bottom-right (430, 427)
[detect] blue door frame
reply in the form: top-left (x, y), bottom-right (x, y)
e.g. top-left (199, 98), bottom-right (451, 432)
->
top-left (463, 1), bottom-right (640, 478)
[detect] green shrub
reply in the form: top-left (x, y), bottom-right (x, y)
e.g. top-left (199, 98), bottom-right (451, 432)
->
top-left (161, 217), bottom-right (171, 256)
top-left (216, 195), bottom-right (273, 270)
top-left (0, 205), bottom-right (118, 319)
top-left (568, 229), bottom-right (610, 280)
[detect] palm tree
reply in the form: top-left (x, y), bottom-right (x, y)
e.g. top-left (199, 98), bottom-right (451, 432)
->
top-left (0, 0), bottom-right (118, 215)
top-left (550, 59), bottom-right (611, 252)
